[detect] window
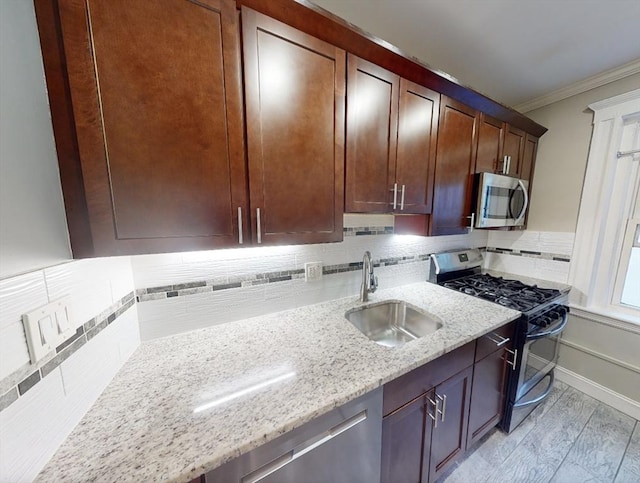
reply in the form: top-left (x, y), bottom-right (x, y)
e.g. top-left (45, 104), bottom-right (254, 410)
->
top-left (570, 89), bottom-right (640, 325)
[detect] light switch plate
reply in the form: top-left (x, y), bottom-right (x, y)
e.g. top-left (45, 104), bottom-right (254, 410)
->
top-left (22, 296), bottom-right (75, 363)
top-left (305, 262), bottom-right (323, 282)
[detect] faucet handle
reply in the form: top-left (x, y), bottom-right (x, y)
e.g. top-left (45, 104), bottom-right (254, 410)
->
top-left (371, 275), bottom-right (378, 292)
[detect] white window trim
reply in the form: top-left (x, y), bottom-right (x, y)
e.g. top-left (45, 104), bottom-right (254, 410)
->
top-left (569, 88), bottom-right (640, 327)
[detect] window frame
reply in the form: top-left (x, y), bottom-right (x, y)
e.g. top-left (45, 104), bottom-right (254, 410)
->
top-left (569, 89), bottom-right (640, 327)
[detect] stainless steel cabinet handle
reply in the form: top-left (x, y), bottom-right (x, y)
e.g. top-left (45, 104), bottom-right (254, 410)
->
top-left (436, 393), bottom-right (447, 422)
top-left (467, 213), bottom-right (475, 232)
top-left (242, 410), bottom-right (368, 483)
top-left (502, 155), bottom-right (509, 174)
top-left (256, 208), bottom-right (262, 244)
top-left (391, 183), bottom-right (398, 209)
top-left (505, 348), bottom-right (518, 370)
top-left (427, 397), bottom-right (439, 428)
top-left (486, 332), bottom-right (510, 347)
top-left (400, 185), bottom-right (405, 210)
top-left (238, 207), bottom-right (243, 245)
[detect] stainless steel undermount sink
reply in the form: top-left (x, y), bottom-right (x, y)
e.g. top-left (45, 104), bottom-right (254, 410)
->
top-left (345, 300), bottom-right (443, 348)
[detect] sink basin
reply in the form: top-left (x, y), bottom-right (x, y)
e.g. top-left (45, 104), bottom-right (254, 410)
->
top-left (345, 300), bottom-right (443, 348)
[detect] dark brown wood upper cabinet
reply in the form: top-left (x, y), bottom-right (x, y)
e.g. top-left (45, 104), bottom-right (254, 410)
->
top-left (520, 134), bottom-right (539, 182)
top-left (475, 113), bottom-right (505, 174)
top-left (396, 79), bottom-right (440, 214)
top-left (345, 55), bottom-right (399, 213)
top-left (430, 96), bottom-right (479, 236)
top-left (41, 0), bottom-right (248, 256)
top-left (242, 8), bottom-right (345, 245)
top-left (345, 57), bottom-right (439, 215)
top-left (503, 125), bottom-right (526, 177)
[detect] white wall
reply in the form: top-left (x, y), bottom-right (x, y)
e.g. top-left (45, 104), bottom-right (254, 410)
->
top-left (525, 73), bottom-right (640, 232)
top-left (0, 0), bottom-right (71, 279)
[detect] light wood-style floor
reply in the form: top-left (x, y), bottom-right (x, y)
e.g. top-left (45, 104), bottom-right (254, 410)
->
top-left (441, 381), bottom-right (640, 483)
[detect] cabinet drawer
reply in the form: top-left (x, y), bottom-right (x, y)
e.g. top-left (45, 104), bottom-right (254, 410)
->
top-left (475, 321), bottom-right (516, 362)
top-left (383, 342), bottom-right (474, 416)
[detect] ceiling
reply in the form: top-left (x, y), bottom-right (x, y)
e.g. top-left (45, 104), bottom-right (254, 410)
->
top-left (310, 0), bottom-right (640, 110)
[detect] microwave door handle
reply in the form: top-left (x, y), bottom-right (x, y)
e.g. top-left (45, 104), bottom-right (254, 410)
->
top-left (514, 179), bottom-right (529, 224)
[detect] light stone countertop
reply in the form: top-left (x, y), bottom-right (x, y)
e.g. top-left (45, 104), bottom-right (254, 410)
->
top-left (36, 282), bottom-right (521, 482)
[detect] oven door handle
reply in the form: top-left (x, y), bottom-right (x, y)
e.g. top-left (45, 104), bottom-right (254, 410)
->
top-left (526, 311), bottom-right (568, 341)
top-left (513, 371), bottom-right (555, 408)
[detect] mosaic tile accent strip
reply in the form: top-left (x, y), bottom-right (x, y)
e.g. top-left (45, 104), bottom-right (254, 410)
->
top-left (487, 247), bottom-right (571, 262)
top-left (137, 254), bottom-right (432, 302)
top-left (0, 291), bottom-right (136, 414)
top-left (343, 226), bottom-right (394, 236)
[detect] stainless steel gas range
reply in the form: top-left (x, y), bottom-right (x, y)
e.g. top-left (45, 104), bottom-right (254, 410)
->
top-left (429, 249), bottom-right (569, 433)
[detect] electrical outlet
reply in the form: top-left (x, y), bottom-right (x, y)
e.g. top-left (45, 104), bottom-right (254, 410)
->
top-left (305, 262), bottom-right (323, 282)
top-left (22, 296), bottom-right (75, 363)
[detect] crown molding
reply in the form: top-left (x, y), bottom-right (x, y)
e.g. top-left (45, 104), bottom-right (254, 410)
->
top-left (514, 59), bottom-right (640, 113)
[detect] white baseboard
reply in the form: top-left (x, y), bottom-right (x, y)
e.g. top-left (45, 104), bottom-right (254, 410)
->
top-left (555, 365), bottom-right (640, 420)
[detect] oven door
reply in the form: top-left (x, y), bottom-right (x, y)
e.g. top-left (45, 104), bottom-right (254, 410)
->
top-left (475, 173), bottom-right (529, 228)
top-left (516, 308), bottom-right (568, 400)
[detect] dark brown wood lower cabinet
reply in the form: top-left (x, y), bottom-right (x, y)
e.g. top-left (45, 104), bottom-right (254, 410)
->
top-left (467, 348), bottom-right (509, 448)
top-left (382, 366), bottom-right (473, 483)
top-left (428, 366), bottom-right (473, 482)
top-left (381, 393), bottom-right (432, 483)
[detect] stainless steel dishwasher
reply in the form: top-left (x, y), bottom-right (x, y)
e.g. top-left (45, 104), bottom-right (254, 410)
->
top-left (205, 388), bottom-right (383, 483)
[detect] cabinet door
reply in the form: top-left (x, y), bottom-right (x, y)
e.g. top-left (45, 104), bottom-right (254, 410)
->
top-left (345, 55), bottom-right (399, 213)
top-left (520, 134), bottom-right (539, 182)
top-left (427, 366), bottom-right (473, 482)
top-left (381, 393), bottom-right (433, 483)
top-left (475, 114), bottom-right (505, 174)
top-left (395, 79), bottom-right (440, 214)
top-left (430, 97), bottom-right (478, 235)
top-left (242, 8), bottom-right (345, 245)
top-left (467, 349), bottom-right (508, 448)
top-left (55, 0), bottom-right (247, 256)
top-left (503, 125), bottom-right (526, 177)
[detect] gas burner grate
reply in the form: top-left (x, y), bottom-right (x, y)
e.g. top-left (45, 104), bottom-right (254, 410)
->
top-left (442, 273), bottom-right (560, 313)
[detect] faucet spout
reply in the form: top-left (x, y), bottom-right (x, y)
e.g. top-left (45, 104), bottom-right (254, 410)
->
top-left (360, 251), bottom-right (378, 302)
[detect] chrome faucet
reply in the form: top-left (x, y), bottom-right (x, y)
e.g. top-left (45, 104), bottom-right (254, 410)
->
top-left (360, 251), bottom-right (378, 302)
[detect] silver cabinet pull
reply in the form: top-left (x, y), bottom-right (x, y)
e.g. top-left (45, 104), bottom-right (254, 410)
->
top-left (400, 184), bottom-right (405, 210)
top-left (486, 332), bottom-right (510, 347)
top-left (502, 155), bottom-right (512, 174)
top-left (467, 213), bottom-right (475, 232)
top-left (505, 348), bottom-right (518, 370)
top-left (436, 393), bottom-right (447, 422)
top-left (390, 183), bottom-right (398, 209)
top-left (256, 208), bottom-right (262, 244)
top-left (427, 396), bottom-right (439, 428)
top-left (237, 207), bottom-right (243, 245)
top-left (242, 410), bottom-right (367, 483)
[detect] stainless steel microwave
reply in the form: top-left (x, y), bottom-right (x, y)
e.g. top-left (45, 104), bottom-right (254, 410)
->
top-left (475, 172), bottom-right (529, 228)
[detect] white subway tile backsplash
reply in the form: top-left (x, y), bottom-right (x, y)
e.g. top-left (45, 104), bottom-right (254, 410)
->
top-left (0, 270), bottom-right (48, 331)
top-left (44, 259), bottom-right (113, 328)
top-left (106, 257), bottom-right (135, 302)
top-left (534, 258), bottom-right (571, 284)
top-left (537, 232), bottom-right (575, 256)
top-left (0, 323), bottom-right (30, 381)
top-left (0, 367), bottom-right (67, 483)
top-left (59, 326), bottom-right (120, 397)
